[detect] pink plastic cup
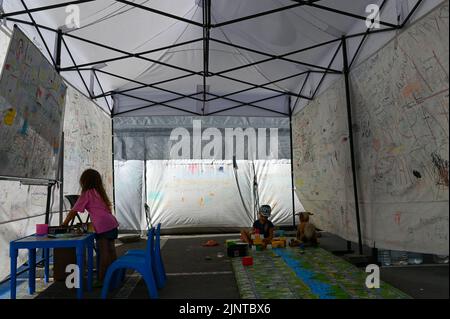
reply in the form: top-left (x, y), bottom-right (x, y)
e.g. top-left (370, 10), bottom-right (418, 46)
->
top-left (36, 224), bottom-right (48, 236)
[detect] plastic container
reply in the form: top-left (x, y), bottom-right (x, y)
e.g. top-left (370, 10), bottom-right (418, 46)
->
top-left (391, 250), bottom-right (408, 265)
top-left (36, 224), bottom-right (48, 236)
top-left (433, 255), bottom-right (449, 264)
top-left (227, 243), bottom-right (248, 257)
top-left (225, 240), bottom-right (237, 248)
top-left (407, 252), bottom-right (423, 265)
top-left (377, 249), bottom-right (392, 266)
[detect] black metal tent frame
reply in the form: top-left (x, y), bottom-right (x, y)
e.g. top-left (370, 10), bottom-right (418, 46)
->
top-left (1, 0), bottom-right (424, 253)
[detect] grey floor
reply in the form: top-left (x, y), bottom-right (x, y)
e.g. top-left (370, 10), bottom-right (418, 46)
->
top-left (24, 232), bottom-right (449, 299)
top-left (129, 234), bottom-right (239, 299)
top-left (34, 234), bottom-right (240, 299)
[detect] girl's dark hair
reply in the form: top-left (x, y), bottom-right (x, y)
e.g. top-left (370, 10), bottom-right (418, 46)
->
top-left (79, 169), bottom-right (112, 210)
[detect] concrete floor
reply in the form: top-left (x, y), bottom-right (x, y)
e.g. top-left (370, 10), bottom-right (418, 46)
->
top-left (3, 232), bottom-right (448, 299)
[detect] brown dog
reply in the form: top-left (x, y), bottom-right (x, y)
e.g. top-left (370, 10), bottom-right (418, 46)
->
top-left (296, 212), bottom-right (318, 246)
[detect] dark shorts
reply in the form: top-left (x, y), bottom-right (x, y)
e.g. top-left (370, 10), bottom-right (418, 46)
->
top-left (95, 228), bottom-right (118, 240)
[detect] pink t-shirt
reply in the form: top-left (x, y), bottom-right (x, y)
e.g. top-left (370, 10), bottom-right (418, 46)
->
top-left (72, 189), bottom-right (119, 234)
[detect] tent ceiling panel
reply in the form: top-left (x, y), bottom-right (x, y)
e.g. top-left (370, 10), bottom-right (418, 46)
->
top-left (113, 91), bottom-right (205, 116)
top-left (0, 0), bottom-right (428, 116)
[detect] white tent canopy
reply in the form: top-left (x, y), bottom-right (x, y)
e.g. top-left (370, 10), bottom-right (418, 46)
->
top-left (0, 0), bottom-right (434, 117)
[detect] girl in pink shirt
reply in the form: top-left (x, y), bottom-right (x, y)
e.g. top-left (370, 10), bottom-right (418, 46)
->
top-left (63, 169), bottom-right (119, 286)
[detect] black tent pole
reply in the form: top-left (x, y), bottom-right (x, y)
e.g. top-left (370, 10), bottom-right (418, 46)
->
top-left (44, 184), bottom-right (52, 225)
top-left (55, 29), bottom-right (64, 225)
top-left (342, 36), bottom-right (363, 255)
top-left (288, 99), bottom-right (296, 229)
top-left (111, 96), bottom-right (116, 214)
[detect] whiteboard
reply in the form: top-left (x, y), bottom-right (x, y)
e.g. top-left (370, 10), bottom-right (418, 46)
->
top-left (0, 30), bottom-right (113, 282)
top-left (0, 26), bottom-right (67, 180)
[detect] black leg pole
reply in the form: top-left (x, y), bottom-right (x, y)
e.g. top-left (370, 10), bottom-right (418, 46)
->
top-left (342, 36), bottom-right (363, 255)
top-left (59, 133), bottom-right (64, 225)
top-left (111, 97), bottom-right (116, 213)
top-left (44, 184), bottom-right (52, 225)
top-left (289, 106), bottom-right (297, 229)
top-left (55, 29), bottom-right (63, 225)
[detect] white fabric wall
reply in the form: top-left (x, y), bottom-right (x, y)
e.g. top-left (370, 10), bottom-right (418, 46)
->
top-left (292, 0), bottom-right (446, 113)
top-left (350, 1), bottom-right (449, 254)
top-left (292, 78), bottom-right (359, 243)
top-left (293, 2), bottom-right (449, 255)
top-left (62, 87), bottom-right (113, 199)
top-left (114, 159), bottom-right (303, 231)
top-left (114, 160), bottom-right (145, 230)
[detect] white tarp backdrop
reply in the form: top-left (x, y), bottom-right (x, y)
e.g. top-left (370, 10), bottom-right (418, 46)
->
top-left (113, 115), bottom-right (302, 231)
top-left (115, 159), bottom-right (303, 232)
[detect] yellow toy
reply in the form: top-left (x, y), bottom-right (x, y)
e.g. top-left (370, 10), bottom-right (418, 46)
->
top-left (253, 237), bottom-right (263, 245)
top-left (271, 238), bottom-right (286, 248)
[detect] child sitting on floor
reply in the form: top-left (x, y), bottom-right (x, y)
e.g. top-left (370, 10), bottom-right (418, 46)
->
top-left (240, 205), bottom-right (275, 248)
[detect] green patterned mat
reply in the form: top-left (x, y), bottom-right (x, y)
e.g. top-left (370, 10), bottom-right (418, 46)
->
top-left (231, 246), bottom-right (410, 299)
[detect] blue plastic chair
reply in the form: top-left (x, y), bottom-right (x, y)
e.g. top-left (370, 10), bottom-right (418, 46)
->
top-left (101, 227), bottom-right (158, 299)
top-left (155, 223), bottom-right (167, 284)
top-left (125, 223), bottom-right (166, 288)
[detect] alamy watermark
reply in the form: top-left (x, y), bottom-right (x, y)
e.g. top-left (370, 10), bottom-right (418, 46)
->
top-left (169, 120), bottom-right (279, 160)
top-left (65, 264), bottom-right (80, 289)
top-left (63, 4), bottom-right (382, 31)
top-left (65, 4), bottom-right (81, 29)
top-left (365, 264), bottom-right (380, 289)
top-left (366, 4), bottom-right (381, 29)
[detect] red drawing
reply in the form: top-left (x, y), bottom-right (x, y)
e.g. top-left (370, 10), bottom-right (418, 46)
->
top-left (394, 212), bottom-right (401, 225)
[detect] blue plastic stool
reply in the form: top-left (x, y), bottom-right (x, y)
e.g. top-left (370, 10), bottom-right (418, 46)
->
top-left (125, 223), bottom-right (166, 288)
top-left (101, 228), bottom-right (158, 299)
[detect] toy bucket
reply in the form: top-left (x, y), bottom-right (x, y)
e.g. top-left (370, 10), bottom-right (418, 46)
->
top-left (242, 256), bottom-right (253, 266)
top-left (36, 224), bottom-right (48, 236)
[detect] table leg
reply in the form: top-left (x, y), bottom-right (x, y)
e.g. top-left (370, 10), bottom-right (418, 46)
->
top-left (44, 248), bottom-right (50, 284)
top-left (28, 248), bottom-right (36, 295)
top-left (76, 245), bottom-right (84, 299)
top-left (10, 247), bottom-right (18, 299)
top-left (96, 239), bottom-right (100, 280)
top-left (87, 239), bottom-right (93, 292)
